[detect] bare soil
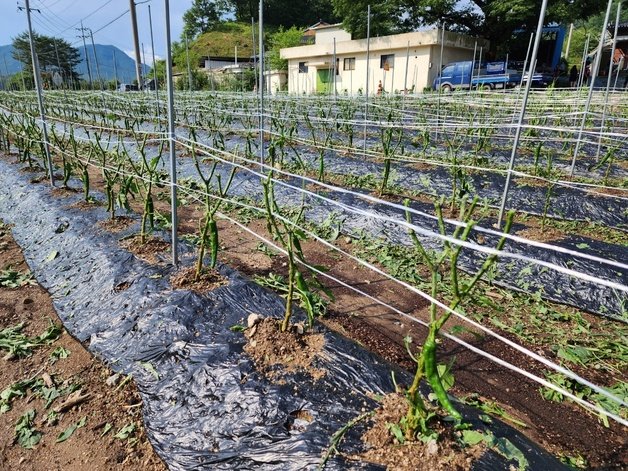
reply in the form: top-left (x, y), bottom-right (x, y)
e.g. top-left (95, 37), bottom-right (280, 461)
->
top-left (357, 394), bottom-right (485, 471)
top-left (0, 221), bottom-right (166, 471)
top-left (98, 216), bottom-right (135, 233)
top-left (243, 317), bottom-right (325, 381)
top-left (119, 235), bottom-right (170, 264)
top-left (515, 225), bottom-right (564, 243)
top-left (170, 265), bottom-right (227, 292)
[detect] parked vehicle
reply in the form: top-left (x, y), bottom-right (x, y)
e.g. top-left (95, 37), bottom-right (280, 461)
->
top-left (432, 61), bottom-right (521, 91)
top-left (118, 83), bottom-right (139, 92)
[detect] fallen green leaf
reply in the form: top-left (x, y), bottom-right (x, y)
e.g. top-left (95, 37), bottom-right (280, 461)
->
top-left (461, 429), bottom-right (485, 446)
top-left (14, 409), bottom-right (42, 449)
top-left (56, 417), bottom-right (87, 443)
top-left (100, 423), bottom-right (113, 438)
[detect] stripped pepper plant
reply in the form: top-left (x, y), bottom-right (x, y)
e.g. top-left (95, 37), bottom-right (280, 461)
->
top-left (399, 196), bottom-right (515, 440)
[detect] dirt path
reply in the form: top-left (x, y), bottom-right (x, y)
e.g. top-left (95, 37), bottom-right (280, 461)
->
top-left (0, 220), bottom-right (166, 471)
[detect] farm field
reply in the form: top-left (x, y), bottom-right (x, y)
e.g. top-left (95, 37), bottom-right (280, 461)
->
top-left (0, 88), bottom-right (626, 470)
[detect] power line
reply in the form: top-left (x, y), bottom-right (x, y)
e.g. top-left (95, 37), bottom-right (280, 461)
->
top-left (56, 0), bottom-right (116, 35)
top-left (92, 9), bottom-right (130, 36)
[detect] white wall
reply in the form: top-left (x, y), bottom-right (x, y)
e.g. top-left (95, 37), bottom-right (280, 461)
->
top-left (315, 27), bottom-right (352, 45)
top-left (264, 70), bottom-right (288, 94)
top-left (282, 29), bottom-right (487, 95)
top-left (287, 46), bottom-right (476, 95)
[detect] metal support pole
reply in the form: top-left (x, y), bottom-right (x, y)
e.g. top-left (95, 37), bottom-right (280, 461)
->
top-left (142, 42), bottom-right (147, 86)
top-left (510, 33), bottom-right (534, 135)
top-left (258, 0), bottom-right (265, 169)
top-left (476, 46), bottom-right (483, 91)
top-left (148, 4), bottom-right (161, 126)
top-left (363, 4), bottom-right (371, 157)
top-left (332, 38), bottom-right (337, 99)
top-left (251, 17), bottom-right (257, 92)
top-left (53, 41), bottom-right (64, 89)
top-left (595, 1), bottom-right (621, 160)
top-left (471, 41), bottom-right (477, 85)
top-left (24, 0), bottom-right (54, 186)
top-left (497, 0), bottom-right (549, 227)
top-left (564, 23), bottom-right (574, 60)
top-left (577, 35), bottom-right (590, 88)
top-left (503, 53), bottom-right (509, 95)
top-left (614, 56), bottom-right (623, 89)
top-left (403, 40), bottom-right (410, 93)
top-left (129, 0), bottom-right (143, 90)
top-left (520, 33), bottom-right (535, 89)
top-left (113, 49), bottom-right (119, 87)
top-left (569, 0), bottom-right (613, 176)
top-left (184, 34), bottom-right (193, 91)
top-left (2, 57), bottom-right (9, 90)
top-left (435, 24), bottom-right (445, 143)
top-left (163, 0), bottom-right (178, 265)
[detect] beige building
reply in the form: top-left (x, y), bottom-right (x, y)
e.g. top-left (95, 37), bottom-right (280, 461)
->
top-left (280, 24), bottom-right (489, 95)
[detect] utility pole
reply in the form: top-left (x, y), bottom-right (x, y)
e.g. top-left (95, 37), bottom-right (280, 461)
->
top-left (21, 0), bottom-right (54, 186)
top-left (129, 0), bottom-right (143, 89)
top-left (77, 22), bottom-right (93, 89)
top-left (88, 28), bottom-right (103, 90)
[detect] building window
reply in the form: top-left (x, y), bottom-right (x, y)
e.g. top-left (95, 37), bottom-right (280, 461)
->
top-left (380, 54), bottom-right (394, 70)
top-left (298, 61), bottom-right (308, 73)
top-left (343, 57), bottom-right (356, 71)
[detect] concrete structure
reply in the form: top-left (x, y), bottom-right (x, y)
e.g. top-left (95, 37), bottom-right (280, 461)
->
top-left (263, 69), bottom-right (288, 94)
top-left (280, 24), bottom-right (488, 95)
top-left (200, 55), bottom-right (249, 70)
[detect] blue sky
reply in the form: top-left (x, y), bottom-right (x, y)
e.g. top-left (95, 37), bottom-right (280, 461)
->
top-left (1, 0), bottom-right (193, 58)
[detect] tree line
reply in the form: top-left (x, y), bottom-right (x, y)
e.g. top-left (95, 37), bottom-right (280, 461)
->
top-left (184, 0), bottom-right (611, 46)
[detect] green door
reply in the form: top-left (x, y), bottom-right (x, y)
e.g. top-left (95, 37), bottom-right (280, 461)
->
top-left (316, 69), bottom-right (331, 93)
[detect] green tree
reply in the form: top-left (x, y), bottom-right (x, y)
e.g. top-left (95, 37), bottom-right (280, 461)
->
top-left (175, 68), bottom-right (210, 91)
top-left (333, 0), bottom-right (608, 46)
top-left (332, 0), bottom-right (405, 38)
top-left (183, 0), bottom-right (230, 38)
top-left (267, 26), bottom-right (303, 70)
top-left (11, 32), bottom-right (80, 88)
top-left (148, 59), bottom-right (167, 88)
top-left (563, 6), bottom-right (628, 71)
top-left (231, 0), bottom-right (338, 27)
top-left (6, 71), bottom-right (32, 91)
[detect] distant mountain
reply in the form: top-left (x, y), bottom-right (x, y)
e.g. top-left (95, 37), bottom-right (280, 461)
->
top-left (75, 44), bottom-right (148, 84)
top-left (0, 43), bottom-right (147, 84)
top-left (0, 45), bottom-right (23, 75)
